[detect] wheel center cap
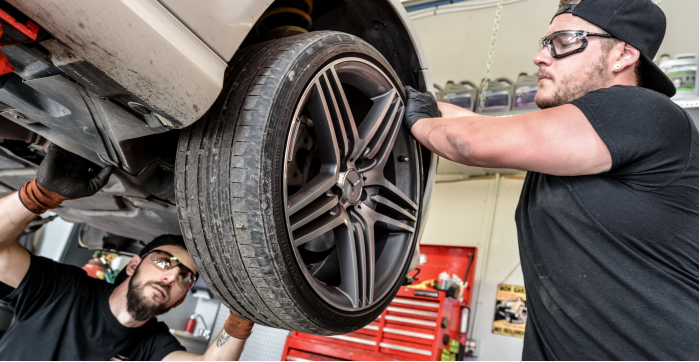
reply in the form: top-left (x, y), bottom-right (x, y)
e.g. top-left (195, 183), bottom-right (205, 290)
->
top-left (339, 169), bottom-right (363, 205)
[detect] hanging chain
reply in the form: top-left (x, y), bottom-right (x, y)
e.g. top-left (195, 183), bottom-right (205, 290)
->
top-left (478, 0), bottom-right (506, 112)
top-left (499, 262), bottom-right (521, 285)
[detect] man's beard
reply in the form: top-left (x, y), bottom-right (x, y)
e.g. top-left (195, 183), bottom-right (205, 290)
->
top-left (126, 266), bottom-right (173, 321)
top-left (535, 54), bottom-right (609, 109)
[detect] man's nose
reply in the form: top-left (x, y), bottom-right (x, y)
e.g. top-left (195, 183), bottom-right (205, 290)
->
top-left (533, 46), bottom-right (552, 67)
top-left (161, 267), bottom-right (179, 285)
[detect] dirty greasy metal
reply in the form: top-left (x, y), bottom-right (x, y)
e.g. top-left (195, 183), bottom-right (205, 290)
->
top-left (0, 0), bottom-right (437, 259)
top-left (6, 0), bottom-right (228, 126)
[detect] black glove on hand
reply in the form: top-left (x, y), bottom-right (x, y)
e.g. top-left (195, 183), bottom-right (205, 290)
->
top-left (403, 86), bottom-right (441, 130)
top-left (37, 144), bottom-right (114, 199)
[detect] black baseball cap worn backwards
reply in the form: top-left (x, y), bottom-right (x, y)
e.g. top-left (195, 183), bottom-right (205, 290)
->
top-left (553, 0), bottom-right (676, 97)
top-left (137, 234), bottom-right (189, 257)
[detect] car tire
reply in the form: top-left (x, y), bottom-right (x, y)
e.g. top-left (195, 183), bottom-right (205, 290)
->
top-left (176, 31), bottom-right (423, 334)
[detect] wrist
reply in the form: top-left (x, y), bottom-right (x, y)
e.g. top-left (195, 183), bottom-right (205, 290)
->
top-left (223, 311), bottom-right (254, 340)
top-left (410, 117), bottom-right (430, 133)
top-left (19, 179), bottom-right (68, 214)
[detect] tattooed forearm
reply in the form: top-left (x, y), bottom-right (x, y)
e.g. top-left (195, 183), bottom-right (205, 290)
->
top-left (216, 331), bottom-right (231, 348)
top-left (202, 329), bottom-right (246, 360)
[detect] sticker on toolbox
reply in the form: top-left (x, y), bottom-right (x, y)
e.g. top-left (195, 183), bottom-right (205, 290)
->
top-left (414, 290), bottom-right (439, 298)
top-left (492, 284), bottom-right (527, 338)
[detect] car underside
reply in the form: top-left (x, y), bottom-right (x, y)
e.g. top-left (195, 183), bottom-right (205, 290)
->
top-left (0, 0), bottom-right (437, 334)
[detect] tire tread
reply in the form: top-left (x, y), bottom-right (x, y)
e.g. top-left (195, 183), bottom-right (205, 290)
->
top-left (176, 32), bottom-right (418, 334)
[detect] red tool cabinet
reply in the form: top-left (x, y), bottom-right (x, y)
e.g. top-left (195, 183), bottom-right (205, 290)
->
top-left (282, 245), bottom-right (477, 361)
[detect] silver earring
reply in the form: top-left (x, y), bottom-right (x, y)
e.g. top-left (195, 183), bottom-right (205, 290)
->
top-left (614, 64), bottom-right (621, 70)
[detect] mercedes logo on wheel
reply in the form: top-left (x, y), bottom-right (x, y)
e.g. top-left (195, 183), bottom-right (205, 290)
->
top-left (338, 169), bottom-right (363, 205)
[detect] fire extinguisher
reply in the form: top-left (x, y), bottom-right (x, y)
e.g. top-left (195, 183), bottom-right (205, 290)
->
top-left (185, 314), bottom-right (197, 334)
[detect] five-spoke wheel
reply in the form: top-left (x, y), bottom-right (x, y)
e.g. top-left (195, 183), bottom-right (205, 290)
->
top-left (284, 58), bottom-right (421, 311)
top-left (177, 32), bottom-right (428, 334)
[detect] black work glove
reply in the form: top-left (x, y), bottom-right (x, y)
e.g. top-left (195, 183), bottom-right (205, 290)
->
top-left (403, 86), bottom-right (441, 130)
top-left (37, 144), bottom-right (114, 199)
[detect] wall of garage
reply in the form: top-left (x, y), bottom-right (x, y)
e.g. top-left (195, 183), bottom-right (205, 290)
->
top-left (409, 0), bottom-right (700, 87)
top-left (2, 1), bottom-right (694, 360)
top-left (410, 1), bottom-right (698, 359)
top-left (420, 175), bottom-right (526, 361)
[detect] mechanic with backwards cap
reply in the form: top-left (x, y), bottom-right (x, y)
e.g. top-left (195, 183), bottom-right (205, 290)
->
top-left (404, 0), bottom-right (698, 360)
top-left (0, 145), bottom-right (254, 360)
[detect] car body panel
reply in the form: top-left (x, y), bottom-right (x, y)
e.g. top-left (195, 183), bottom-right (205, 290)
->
top-left (6, 0), bottom-right (228, 126)
top-left (157, 0), bottom-right (274, 61)
top-left (6, 0), bottom-right (433, 129)
top-left (414, 69), bottom-right (438, 269)
top-left (0, 0), bottom-right (436, 266)
top-left (156, 0), bottom-right (432, 73)
top-left (386, 0), bottom-right (430, 74)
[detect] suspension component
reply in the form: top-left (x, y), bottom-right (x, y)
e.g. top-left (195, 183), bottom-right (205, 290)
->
top-left (254, 0), bottom-right (313, 40)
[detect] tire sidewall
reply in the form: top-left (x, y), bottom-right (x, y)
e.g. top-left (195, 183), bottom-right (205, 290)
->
top-left (259, 31), bottom-right (421, 332)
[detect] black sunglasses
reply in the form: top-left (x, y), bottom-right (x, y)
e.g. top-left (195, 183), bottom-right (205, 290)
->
top-left (540, 30), bottom-right (613, 58)
top-left (142, 249), bottom-right (198, 288)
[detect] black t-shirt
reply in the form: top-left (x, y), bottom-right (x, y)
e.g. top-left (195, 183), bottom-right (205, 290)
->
top-left (516, 86), bottom-right (699, 360)
top-left (0, 253), bottom-right (186, 360)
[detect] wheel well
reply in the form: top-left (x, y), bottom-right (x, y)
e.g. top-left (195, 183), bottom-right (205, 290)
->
top-left (241, 0), bottom-right (425, 91)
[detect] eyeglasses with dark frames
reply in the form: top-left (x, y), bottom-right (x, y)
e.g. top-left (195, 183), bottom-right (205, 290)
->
top-left (141, 249), bottom-right (198, 288)
top-left (539, 30), bottom-right (613, 58)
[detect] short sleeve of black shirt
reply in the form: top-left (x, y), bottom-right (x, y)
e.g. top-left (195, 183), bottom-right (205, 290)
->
top-left (123, 319), bottom-right (188, 361)
top-left (2, 253), bottom-right (85, 322)
top-left (570, 85), bottom-right (694, 189)
top-left (0, 253), bottom-right (186, 361)
top-left (517, 86), bottom-right (698, 360)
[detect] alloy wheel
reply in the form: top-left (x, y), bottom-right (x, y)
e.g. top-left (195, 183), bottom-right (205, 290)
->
top-left (283, 57), bottom-right (420, 312)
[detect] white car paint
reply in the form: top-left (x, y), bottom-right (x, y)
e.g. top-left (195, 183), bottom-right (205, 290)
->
top-left (8, 0), bottom-right (432, 128)
top-left (159, 0), bottom-right (430, 70)
top-left (7, 0), bottom-right (436, 270)
top-left (6, 0), bottom-right (261, 126)
top-left (157, 0), bottom-right (275, 61)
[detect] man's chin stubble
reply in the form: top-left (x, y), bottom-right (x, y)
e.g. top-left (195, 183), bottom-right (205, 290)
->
top-left (127, 286), bottom-right (172, 321)
top-left (535, 58), bottom-right (609, 109)
top-left (126, 270), bottom-right (172, 321)
top-left (535, 77), bottom-right (590, 109)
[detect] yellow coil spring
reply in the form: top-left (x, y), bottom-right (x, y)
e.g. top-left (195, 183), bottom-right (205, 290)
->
top-left (255, 0), bottom-right (314, 40)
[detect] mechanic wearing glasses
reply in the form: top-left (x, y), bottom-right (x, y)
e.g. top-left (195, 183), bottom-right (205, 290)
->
top-left (405, 0), bottom-right (697, 360)
top-left (0, 145), bottom-right (254, 360)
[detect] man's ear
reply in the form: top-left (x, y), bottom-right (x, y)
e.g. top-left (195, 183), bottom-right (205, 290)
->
top-left (125, 255), bottom-right (142, 277)
top-left (614, 43), bottom-right (641, 72)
